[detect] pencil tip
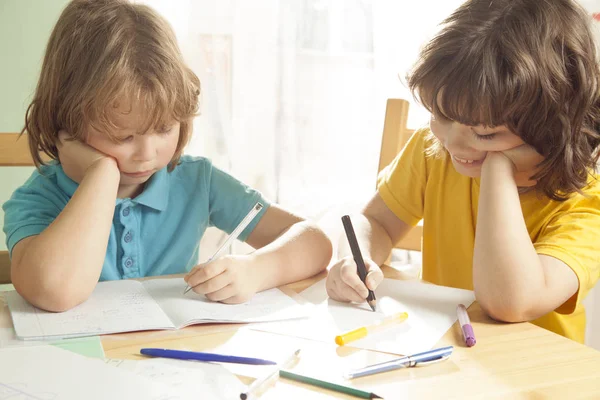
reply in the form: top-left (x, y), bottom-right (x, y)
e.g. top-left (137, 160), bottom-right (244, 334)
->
top-left (368, 301), bottom-right (377, 312)
top-left (183, 286), bottom-right (191, 295)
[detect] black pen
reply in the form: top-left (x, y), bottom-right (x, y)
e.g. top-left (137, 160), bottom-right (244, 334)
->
top-left (341, 215), bottom-right (377, 311)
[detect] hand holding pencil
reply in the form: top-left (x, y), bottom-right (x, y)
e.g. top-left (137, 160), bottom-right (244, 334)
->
top-left (325, 215), bottom-right (383, 310)
top-left (184, 203), bottom-right (264, 303)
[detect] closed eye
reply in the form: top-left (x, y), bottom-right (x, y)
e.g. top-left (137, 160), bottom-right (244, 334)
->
top-left (157, 124), bottom-right (175, 135)
top-left (117, 135), bottom-right (134, 143)
top-left (471, 130), bottom-right (496, 141)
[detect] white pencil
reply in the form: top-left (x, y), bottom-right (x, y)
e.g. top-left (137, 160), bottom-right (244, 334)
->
top-left (240, 349), bottom-right (301, 400)
top-left (183, 202), bottom-right (264, 294)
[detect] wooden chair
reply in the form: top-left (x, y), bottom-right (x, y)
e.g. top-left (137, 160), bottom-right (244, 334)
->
top-left (377, 99), bottom-right (423, 252)
top-left (0, 133), bottom-right (42, 283)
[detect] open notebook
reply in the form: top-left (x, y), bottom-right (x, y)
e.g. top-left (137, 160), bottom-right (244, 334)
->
top-left (6, 277), bottom-right (307, 340)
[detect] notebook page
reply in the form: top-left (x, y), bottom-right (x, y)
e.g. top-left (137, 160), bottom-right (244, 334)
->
top-left (6, 280), bottom-right (174, 340)
top-left (143, 278), bottom-right (308, 328)
top-left (254, 278), bottom-right (475, 355)
top-left (0, 345), bottom-right (194, 400)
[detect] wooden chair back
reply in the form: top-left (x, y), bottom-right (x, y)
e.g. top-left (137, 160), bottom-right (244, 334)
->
top-left (378, 99), bottom-right (422, 251)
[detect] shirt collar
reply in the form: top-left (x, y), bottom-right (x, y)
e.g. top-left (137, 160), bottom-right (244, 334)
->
top-left (132, 167), bottom-right (170, 211)
top-left (56, 164), bottom-right (170, 211)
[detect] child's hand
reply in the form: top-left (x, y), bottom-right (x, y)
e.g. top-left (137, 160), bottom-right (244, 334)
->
top-left (486, 144), bottom-right (544, 187)
top-left (184, 255), bottom-right (259, 304)
top-left (326, 255), bottom-right (383, 303)
top-left (57, 130), bottom-right (116, 183)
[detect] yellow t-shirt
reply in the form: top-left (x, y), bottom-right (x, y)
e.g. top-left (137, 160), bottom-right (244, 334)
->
top-left (377, 128), bottom-right (600, 343)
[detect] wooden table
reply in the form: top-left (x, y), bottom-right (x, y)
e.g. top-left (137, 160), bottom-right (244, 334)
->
top-left (97, 267), bottom-right (600, 399)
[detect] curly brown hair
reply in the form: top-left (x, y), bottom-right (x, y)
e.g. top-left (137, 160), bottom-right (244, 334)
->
top-left (407, 0), bottom-right (600, 200)
top-left (23, 0), bottom-right (200, 171)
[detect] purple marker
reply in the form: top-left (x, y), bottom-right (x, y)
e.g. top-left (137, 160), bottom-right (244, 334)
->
top-left (457, 304), bottom-right (476, 347)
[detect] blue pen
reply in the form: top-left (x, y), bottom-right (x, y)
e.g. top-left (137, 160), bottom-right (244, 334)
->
top-left (344, 346), bottom-right (453, 379)
top-left (140, 348), bottom-right (277, 365)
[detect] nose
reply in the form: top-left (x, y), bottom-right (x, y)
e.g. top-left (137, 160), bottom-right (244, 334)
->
top-left (132, 135), bottom-right (157, 162)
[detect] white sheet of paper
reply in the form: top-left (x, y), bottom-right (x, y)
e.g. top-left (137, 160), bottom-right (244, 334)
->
top-left (143, 278), bottom-right (308, 327)
top-left (105, 358), bottom-right (244, 400)
top-left (0, 345), bottom-right (193, 400)
top-left (253, 278), bottom-right (475, 355)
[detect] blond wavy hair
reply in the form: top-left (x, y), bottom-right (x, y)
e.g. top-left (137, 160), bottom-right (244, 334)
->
top-left (24, 0), bottom-right (200, 171)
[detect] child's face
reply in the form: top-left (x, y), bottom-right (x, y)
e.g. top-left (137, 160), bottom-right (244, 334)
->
top-left (85, 99), bottom-right (180, 197)
top-left (429, 114), bottom-right (524, 178)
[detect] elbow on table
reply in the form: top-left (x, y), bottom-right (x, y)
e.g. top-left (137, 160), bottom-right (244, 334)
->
top-left (12, 263), bottom-right (91, 313)
top-left (475, 291), bottom-right (534, 323)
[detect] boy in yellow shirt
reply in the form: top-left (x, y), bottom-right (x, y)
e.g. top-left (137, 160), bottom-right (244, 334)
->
top-left (326, 0), bottom-right (600, 343)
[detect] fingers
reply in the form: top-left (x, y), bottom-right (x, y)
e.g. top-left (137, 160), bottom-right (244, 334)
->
top-left (325, 266), bottom-right (347, 302)
top-left (326, 258), bottom-right (382, 303)
top-left (339, 261), bottom-right (370, 298)
top-left (205, 283), bottom-right (237, 302)
top-left (335, 280), bottom-right (367, 303)
top-left (184, 256), bottom-right (254, 303)
top-left (190, 269), bottom-right (230, 296)
top-left (184, 261), bottom-right (227, 289)
top-left (364, 261), bottom-right (384, 290)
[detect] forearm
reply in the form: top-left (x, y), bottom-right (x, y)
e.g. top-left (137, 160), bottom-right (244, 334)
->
top-left (336, 213), bottom-right (394, 266)
top-left (248, 221), bottom-right (332, 291)
top-left (473, 155), bottom-right (546, 321)
top-left (13, 159), bottom-right (120, 311)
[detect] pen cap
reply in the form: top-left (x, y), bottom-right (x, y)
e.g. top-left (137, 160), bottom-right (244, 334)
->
top-left (335, 327), bottom-right (368, 346)
top-left (463, 325), bottom-right (476, 347)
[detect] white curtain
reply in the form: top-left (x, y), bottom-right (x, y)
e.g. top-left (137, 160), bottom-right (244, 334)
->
top-left (139, 0), bottom-right (462, 216)
top-left (138, 0), bottom-right (462, 257)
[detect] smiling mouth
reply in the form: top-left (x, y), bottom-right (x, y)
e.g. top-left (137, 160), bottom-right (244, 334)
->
top-left (453, 155), bottom-right (484, 165)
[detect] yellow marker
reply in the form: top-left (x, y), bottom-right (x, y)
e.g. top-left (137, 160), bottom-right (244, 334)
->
top-left (335, 312), bottom-right (408, 346)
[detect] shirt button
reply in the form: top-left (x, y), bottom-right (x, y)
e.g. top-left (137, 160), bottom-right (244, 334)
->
top-left (124, 232), bottom-right (132, 243)
top-left (122, 207), bottom-right (130, 217)
top-left (124, 258), bottom-right (133, 268)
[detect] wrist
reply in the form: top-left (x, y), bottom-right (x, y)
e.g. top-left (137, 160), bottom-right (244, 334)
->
top-left (482, 152), bottom-right (516, 183)
top-left (87, 157), bottom-right (119, 177)
top-left (240, 254), bottom-right (264, 293)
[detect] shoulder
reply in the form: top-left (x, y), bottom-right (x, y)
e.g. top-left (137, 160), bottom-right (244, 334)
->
top-left (167, 156), bottom-right (244, 197)
top-left (395, 126), bottom-right (446, 167)
top-left (169, 155), bottom-right (215, 183)
top-left (10, 163), bottom-right (64, 196)
top-left (405, 127), bottom-right (435, 150)
top-left (532, 175), bottom-right (600, 224)
top-left (381, 126), bottom-right (451, 181)
top-left (570, 175), bottom-right (600, 208)
top-left (2, 163), bottom-right (67, 223)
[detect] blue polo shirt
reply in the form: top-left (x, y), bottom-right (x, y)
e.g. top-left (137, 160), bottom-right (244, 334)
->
top-left (3, 156), bottom-right (269, 281)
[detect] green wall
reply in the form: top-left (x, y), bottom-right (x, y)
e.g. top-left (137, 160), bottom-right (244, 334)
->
top-left (0, 0), bottom-right (69, 250)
